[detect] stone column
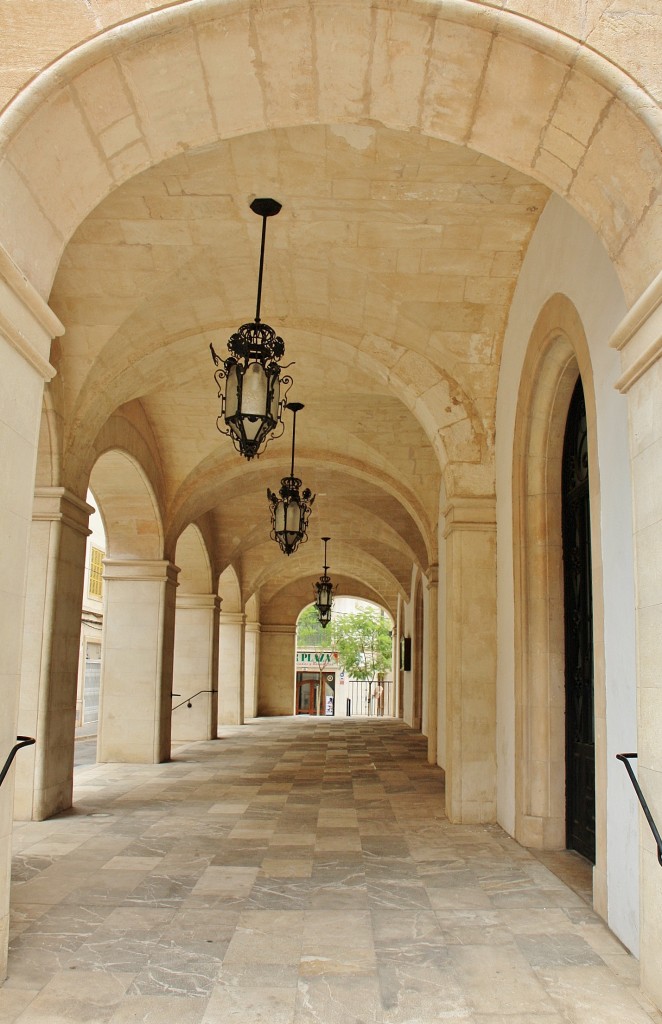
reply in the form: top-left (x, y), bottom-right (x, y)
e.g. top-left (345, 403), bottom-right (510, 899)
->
top-left (0, 248), bottom-right (61, 982)
top-left (171, 594), bottom-right (219, 742)
top-left (97, 559), bottom-right (179, 763)
top-left (244, 622), bottom-right (261, 719)
top-left (218, 611), bottom-right (245, 726)
top-left (14, 489), bottom-right (93, 821)
top-left (258, 625), bottom-right (297, 715)
top-left (444, 498), bottom-right (497, 823)
top-left (426, 564), bottom-right (439, 766)
top-left (611, 273), bottom-right (662, 1008)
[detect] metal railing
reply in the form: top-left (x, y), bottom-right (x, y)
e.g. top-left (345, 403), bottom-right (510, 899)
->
top-left (172, 690), bottom-right (217, 712)
top-left (0, 736), bottom-right (36, 788)
top-left (617, 752), bottom-right (662, 867)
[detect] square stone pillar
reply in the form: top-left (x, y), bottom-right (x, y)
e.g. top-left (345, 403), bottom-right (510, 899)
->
top-left (97, 559), bottom-right (179, 763)
top-left (444, 498), bottom-right (497, 823)
top-left (0, 248), bottom-right (61, 982)
top-left (611, 273), bottom-right (662, 1008)
top-left (258, 625), bottom-right (297, 715)
top-left (426, 564), bottom-right (439, 766)
top-left (218, 611), bottom-right (246, 726)
top-left (244, 622), bottom-right (261, 719)
top-left (171, 594), bottom-right (220, 742)
top-left (15, 488), bottom-right (93, 821)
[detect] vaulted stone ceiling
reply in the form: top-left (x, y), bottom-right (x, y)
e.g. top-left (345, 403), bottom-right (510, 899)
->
top-left (49, 123), bottom-right (550, 613)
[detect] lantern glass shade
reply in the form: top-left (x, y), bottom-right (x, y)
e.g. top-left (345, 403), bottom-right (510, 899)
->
top-left (225, 362), bottom-right (239, 419)
top-left (242, 361), bottom-right (268, 416)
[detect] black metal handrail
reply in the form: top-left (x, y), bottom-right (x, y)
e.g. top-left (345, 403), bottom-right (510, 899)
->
top-left (172, 690), bottom-right (217, 712)
top-left (0, 736), bottom-right (36, 788)
top-left (617, 752), bottom-right (662, 867)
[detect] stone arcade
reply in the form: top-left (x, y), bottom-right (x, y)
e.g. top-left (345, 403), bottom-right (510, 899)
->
top-left (0, 0), bottom-right (661, 1018)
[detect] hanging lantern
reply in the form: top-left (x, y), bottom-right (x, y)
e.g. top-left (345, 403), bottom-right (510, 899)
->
top-left (313, 536), bottom-right (335, 628)
top-left (267, 403), bottom-right (315, 555)
top-left (210, 198), bottom-right (293, 460)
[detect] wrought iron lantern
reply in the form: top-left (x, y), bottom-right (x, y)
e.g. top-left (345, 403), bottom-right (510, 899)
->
top-left (267, 403), bottom-right (315, 556)
top-left (210, 198), bottom-right (293, 460)
top-left (313, 536), bottom-right (335, 628)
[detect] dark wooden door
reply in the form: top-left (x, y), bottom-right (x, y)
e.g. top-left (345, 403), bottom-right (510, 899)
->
top-left (562, 377), bottom-right (595, 863)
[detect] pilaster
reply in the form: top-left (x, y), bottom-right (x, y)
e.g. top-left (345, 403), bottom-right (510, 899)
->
top-left (611, 271), bottom-right (662, 1006)
top-left (0, 246), bottom-right (61, 983)
top-left (426, 564), bottom-right (439, 767)
top-left (244, 622), bottom-right (261, 719)
top-left (444, 497), bottom-right (497, 823)
top-left (259, 624), bottom-right (297, 716)
top-left (15, 488), bottom-right (93, 821)
top-left (172, 593), bottom-right (220, 742)
top-left (98, 559), bottom-right (179, 764)
top-left (218, 611), bottom-right (246, 726)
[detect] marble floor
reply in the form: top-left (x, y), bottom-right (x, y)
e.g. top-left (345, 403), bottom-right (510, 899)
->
top-left (3, 716), bottom-right (661, 1024)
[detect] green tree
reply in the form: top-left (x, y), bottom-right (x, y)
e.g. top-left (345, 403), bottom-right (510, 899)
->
top-left (297, 604), bottom-right (329, 649)
top-left (331, 605), bottom-right (392, 682)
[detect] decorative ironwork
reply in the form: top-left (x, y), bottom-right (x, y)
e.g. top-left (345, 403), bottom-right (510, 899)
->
top-left (562, 377), bottom-right (595, 862)
top-left (267, 403), bottom-right (315, 555)
top-left (210, 197), bottom-right (293, 460)
top-left (313, 536), bottom-right (335, 628)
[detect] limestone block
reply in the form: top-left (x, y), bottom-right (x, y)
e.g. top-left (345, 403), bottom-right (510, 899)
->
top-left (197, 13), bottom-right (267, 139)
top-left (617, 195), bottom-right (662, 305)
top-left (8, 88), bottom-right (114, 247)
top-left (119, 28), bottom-right (216, 160)
top-left (551, 68), bottom-right (612, 148)
top-left (315, 5), bottom-right (372, 124)
top-left (421, 18), bottom-right (492, 143)
top-left (72, 58), bottom-right (138, 152)
top-left (253, 6), bottom-right (316, 128)
top-left (370, 9), bottom-right (432, 130)
top-left (570, 100), bottom-right (662, 261)
top-left (470, 38), bottom-right (566, 169)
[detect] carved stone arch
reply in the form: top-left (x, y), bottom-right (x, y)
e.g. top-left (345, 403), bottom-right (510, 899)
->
top-left (174, 523), bottom-right (212, 595)
top-left (0, 1), bottom-right (658, 302)
top-left (512, 292), bottom-right (607, 911)
top-left (89, 448), bottom-right (164, 560)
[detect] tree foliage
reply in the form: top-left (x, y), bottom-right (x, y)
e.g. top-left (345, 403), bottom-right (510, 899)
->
top-left (331, 605), bottom-right (392, 682)
top-left (296, 604), bottom-right (329, 649)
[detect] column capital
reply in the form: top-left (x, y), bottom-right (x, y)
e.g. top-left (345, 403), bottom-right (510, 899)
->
top-left (245, 621), bottom-right (261, 635)
top-left (32, 487), bottom-right (94, 536)
top-left (0, 243), bottom-right (61, 382)
top-left (611, 268), bottom-right (662, 392)
top-left (103, 559), bottom-right (179, 585)
top-left (426, 564), bottom-right (439, 588)
top-left (443, 496), bottom-right (496, 538)
top-left (219, 611), bottom-right (246, 626)
top-left (261, 623), bottom-right (297, 637)
top-left (176, 593), bottom-right (220, 612)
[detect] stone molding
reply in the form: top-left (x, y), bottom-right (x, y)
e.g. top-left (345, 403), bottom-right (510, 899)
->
top-left (261, 623), bottom-right (297, 637)
top-left (426, 563), bottom-right (439, 589)
top-left (610, 269), bottom-right (662, 393)
top-left (245, 621), bottom-right (261, 634)
top-left (219, 611), bottom-right (246, 626)
top-left (176, 593), bottom-right (220, 612)
top-left (443, 497), bottom-right (497, 538)
top-left (32, 487), bottom-right (93, 537)
top-left (102, 559), bottom-right (179, 584)
top-left (0, 243), bottom-right (61, 381)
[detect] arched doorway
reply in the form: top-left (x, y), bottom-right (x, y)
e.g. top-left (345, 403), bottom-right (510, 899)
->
top-left (562, 377), bottom-right (595, 863)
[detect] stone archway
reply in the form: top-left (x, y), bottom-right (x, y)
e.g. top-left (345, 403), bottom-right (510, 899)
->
top-left (512, 293), bottom-right (608, 914)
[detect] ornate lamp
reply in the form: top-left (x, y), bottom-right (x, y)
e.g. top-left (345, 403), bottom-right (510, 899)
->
top-left (210, 198), bottom-right (293, 460)
top-left (313, 536), bottom-right (335, 628)
top-left (267, 403), bottom-right (315, 555)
